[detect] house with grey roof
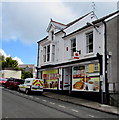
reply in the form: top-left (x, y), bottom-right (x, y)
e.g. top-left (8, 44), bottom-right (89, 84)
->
top-left (37, 11), bottom-right (119, 106)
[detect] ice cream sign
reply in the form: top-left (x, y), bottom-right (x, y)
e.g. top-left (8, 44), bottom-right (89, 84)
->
top-left (73, 52), bottom-right (80, 59)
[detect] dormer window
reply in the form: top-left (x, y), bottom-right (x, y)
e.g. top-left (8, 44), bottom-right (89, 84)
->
top-left (51, 31), bottom-right (54, 40)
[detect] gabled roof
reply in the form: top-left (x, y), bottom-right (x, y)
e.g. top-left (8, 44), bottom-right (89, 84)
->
top-left (47, 19), bottom-right (67, 32)
top-left (66, 11), bottom-right (94, 28)
top-left (55, 11), bottom-right (96, 35)
top-left (37, 36), bottom-right (48, 43)
top-left (38, 10), bottom-right (119, 43)
top-left (92, 10), bottom-right (119, 24)
top-left (51, 19), bottom-right (67, 26)
top-left (47, 11), bottom-right (95, 33)
top-left (63, 10), bottom-right (119, 39)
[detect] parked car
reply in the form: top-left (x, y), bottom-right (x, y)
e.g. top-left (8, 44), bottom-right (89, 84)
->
top-left (5, 78), bottom-right (24, 89)
top-left (0, 78), bottom-right (8, 87)
top-left (18, 78), bottom-right (43, 94)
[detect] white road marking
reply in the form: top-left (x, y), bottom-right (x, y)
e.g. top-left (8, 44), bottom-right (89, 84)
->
top-left (35, 97), bottom-right (39, 100)
top-left (43, 100), bottom-right (47, 102)
top-left (58, 105), bottom-right (66, 108)
top-left (71, 109), bottom-right (79, 113)
top-left (24, 95), bottom-right (28, 97)
top-left (88, 115), bottom-right (94, 117)
top-left (49, 102), bottom-right (55, 105)
top-left (29, 96), bottom-right (33, 98)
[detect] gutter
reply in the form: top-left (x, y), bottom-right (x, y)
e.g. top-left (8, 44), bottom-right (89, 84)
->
top-left (36, 43), bottom-right (40, 78)
top-left (103, 21), bottom-right (109, 105)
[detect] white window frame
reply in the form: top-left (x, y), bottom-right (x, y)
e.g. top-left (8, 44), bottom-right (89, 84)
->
top-left (43, 46), bottom-right (46, 62)
top-left (47, 45), bottom-right (50, 62)
top-left (94, 63), bottom-right (98, 72)
top-left (85, 64), bottom-right (89, 72)
top-left (52, 45), bottom-right (55, 62)
top-left (86, 31), bottom-right (93, 53)
top-left (71, 38), bottom-right (76, 56)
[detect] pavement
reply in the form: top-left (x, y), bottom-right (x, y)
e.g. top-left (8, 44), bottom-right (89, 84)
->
top-left (42, 91), bottom-right (119, 116)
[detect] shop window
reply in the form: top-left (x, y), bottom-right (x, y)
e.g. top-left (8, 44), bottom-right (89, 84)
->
top-left (86, 65), bottom-right (89, 72)
top-left (47, 45), bottom-right (50, 62)
top-left (86, 31), bottom-right (93, 53)
top-left (71, 38), bottom-right (76, 56)
top-left (52, 45), bottom-right (55, 62)
top-left (94, 63), bottom-right (98, 71)
top-left (43, 46), bottom-right (46, 62)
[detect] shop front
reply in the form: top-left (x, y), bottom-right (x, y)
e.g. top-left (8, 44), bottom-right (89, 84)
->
top-left (72, 63), bottom-right (100, 92)
top-left (70, 60), bottom-right (101, 102)
top-left (37, 56), bottom-right (102, 102)
top-left (42, 69), bottom-right (59, 90)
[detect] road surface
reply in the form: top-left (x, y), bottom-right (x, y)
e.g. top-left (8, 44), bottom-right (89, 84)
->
top-left (2, 87), bottom-right (118, 119)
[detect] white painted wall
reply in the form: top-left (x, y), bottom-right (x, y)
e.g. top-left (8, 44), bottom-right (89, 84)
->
top-left (0, 70), bottom-right (21, 79)
top-left (63, 25), bottom-right (104, 62)
top-left (55, 33), bottom-right (65, 63)
top-left (38, 21), bottom-right (105, 67)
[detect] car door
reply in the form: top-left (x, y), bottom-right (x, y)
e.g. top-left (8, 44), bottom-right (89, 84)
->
top-left (19, 83), bottom-right (25, 91)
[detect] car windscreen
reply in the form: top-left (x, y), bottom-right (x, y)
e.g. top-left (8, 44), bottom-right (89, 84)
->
top-left (7, 78), bottom-right (14, 81)
top-left (25, 80), bottom-right (31, 84)
top-left (0, 78), bottom-right (7, 81)
top-left (15, 79), bottom-right (24, 84)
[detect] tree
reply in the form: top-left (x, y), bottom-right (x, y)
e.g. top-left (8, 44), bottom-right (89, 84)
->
top-left (0, 55), bottom-right (4, 70)
top-left (1, 56), bottom-right (33, 79)
top-left (2, 57), bottom-right (18, 69)
top-left (0, 55), bottom-right (5, 61)
top-left (21, 69), bottom-right (33, 79)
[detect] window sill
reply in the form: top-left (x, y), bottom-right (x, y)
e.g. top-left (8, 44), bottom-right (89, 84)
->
top-left (84, 52), bottom-right (94, 57)
top-left (41, 61), bottom-right (56, 66)
top-left (69, 56), bottom-right (74, 60)
top-left (68, 57), bottom-right (79, 61)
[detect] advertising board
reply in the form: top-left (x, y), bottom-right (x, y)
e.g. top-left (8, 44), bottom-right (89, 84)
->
top-left (72, 63), bottom-right (100, 92)
top-left (42, 69), bottom-right (59, 89)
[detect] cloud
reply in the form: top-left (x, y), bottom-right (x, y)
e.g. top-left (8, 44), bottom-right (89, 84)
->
top-left (2, 1), bottom-right (117, 45)
top-left (13, 56), bottom-right (24, 64)
top-left (2, 2), bottom-right (78, 45)
top-left (0, 48), bottom-right (9, 58)
top-left (0, 48), bottom-right (23, 64)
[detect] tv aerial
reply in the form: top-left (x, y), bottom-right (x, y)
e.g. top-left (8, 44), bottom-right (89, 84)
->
top-left (91, 2), bottom-right (98, 19)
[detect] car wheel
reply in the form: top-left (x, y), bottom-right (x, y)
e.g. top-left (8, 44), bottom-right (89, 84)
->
top-left (25, 89), bottom-right (29, 94)
top-left (17, 87), bottom-right (20, 92)
top-left (39, 91), bottom-right (43, 95)
top-left (9, 86), bottom-right (12, 90)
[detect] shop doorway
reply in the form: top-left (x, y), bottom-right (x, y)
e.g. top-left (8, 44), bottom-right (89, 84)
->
top-left (63, 67), bottom-right (72, 91)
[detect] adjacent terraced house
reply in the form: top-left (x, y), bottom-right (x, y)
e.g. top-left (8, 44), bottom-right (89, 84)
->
top-left (36, 11), bottom-right (119, 106)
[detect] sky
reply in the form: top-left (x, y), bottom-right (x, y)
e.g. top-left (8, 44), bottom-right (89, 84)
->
top-left (0, 0), bottom-right (118, 66)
